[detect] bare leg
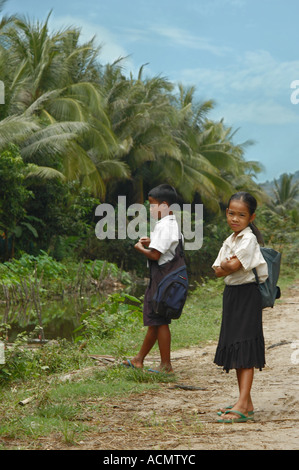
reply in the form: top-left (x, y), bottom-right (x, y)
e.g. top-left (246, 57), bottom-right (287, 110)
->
top-left (220, 368), bottom-right (254, 419)
top-left (124, 326), bottom-right (158, 368)
top-left (236, 368), bottom-right (254, 412)
top-left (220, 367), bottom-right (254, 413)
top-left (157, 324), bottom-right (172, 372)
top-left (124, 324), bottom-right (173, 371)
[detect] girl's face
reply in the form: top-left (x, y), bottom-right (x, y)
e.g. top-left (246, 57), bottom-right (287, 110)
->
top-left (226, 199), bottom-right (256, 235)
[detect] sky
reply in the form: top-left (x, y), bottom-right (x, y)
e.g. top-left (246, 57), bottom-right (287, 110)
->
top-left (2, 0), bottom-right (299, 183)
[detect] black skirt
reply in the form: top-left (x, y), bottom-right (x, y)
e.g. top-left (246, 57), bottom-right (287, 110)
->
top-left (214, 283), bottom-right (265, 373)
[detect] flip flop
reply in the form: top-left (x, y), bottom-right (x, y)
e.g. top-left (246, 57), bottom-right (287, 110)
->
top-left (123, 359), bottom-right (135, 369)
top-left (217, 405), bottom-right (233, 415)
top-left (217, 406), bottom-right (254, 416)
top-left (217, 410), bottom-right (254, 423)
top-left (147, 368), bottom-right (174, 375)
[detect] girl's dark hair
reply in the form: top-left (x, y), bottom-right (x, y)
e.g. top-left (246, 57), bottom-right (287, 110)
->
top-left (148, 184), bottom-right (178, 206)
top-left (228, 191), bottom-right (264, 245)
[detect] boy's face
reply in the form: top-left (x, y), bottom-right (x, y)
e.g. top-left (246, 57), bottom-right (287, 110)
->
top-left (148, 196), bottom-right (170, 220)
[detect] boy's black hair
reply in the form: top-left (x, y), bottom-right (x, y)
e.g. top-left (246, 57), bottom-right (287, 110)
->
top-left (148, 184), bottom-right (178, 206)
top-left (228, 191), bottom-right (264, 245)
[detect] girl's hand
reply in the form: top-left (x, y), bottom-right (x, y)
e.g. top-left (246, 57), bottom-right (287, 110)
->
top-left (221, 256), bottom-right (242, 273)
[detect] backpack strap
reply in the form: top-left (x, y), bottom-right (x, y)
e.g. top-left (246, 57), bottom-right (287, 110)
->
top-left (252, 267), bottom-right (259, 284)
top-left (178, 235), bottom-right (185, 259)
top-left (153, 234), bottom-right (185, 276)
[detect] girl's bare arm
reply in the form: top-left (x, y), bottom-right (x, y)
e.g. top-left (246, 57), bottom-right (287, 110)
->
top-left (214, 256), bottom-right (242, 278)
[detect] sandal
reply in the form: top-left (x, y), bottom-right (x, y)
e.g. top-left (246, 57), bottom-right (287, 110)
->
top-left (217, 410), bottom-right (254, 423)
top-left (217, 405), bottom-right (254, 416)
top-left (122, 359), bottom-right (136, 369)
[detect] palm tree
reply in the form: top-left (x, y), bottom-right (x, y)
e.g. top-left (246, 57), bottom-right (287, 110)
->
top-left (0, 13), bottom-right (128, 199)
top-left (272, 173), bottom-right (299, 212)
top-left (200, 120), bottom-right (266, 204)
top-left (101, 62), bottom-right (181, 203)
top-left (168, 85), bottom-right (258, 211)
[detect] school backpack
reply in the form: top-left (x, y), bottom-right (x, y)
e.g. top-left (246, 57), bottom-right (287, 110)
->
top-left (152, 265), bottom-right (189, 320)
top-left (253, 247), bottom-right (281, 309)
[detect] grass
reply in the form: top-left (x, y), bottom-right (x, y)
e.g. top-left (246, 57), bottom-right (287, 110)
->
top-left (0, 271), bottom-right (297, 449)
top-left (171, 278), bottom-right (223, 348)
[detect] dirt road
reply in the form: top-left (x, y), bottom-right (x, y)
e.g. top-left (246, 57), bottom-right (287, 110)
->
top-left (56, 279), bottom-right (297, 451)
top-left (24, 280), bottom-right (299, 451)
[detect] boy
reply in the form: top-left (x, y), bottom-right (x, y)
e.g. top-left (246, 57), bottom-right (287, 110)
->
top-left (124, 184), bottom-right (181, 373)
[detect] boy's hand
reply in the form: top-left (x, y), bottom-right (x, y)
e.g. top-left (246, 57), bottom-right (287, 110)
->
top-left (139, 236), bottom-right (151, 247)
top-left (134, 239), bottom-right (161, 261)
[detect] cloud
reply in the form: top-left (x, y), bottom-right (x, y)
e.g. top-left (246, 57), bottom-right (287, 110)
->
top-left (190, 0), bottom-right (247, 16)
top-left (150, 25), bottom-right (232, 56)
top-left (213, 100), bottom-right (299, 125)
top-left (178, 50), bottom-right (299, 125)
top-left (48, 15), bottom-right (131, 66)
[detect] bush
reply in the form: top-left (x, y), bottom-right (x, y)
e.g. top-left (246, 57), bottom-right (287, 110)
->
top-left (0, 329), bottom-right (89, 386)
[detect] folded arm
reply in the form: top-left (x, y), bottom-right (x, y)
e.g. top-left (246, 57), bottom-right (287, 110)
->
top-left (213, 255), bottom-right (242, 278)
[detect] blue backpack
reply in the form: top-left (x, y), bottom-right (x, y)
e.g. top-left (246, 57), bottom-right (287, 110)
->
top-left (152, 265), bottom-right (189, 320)
top-left (253, 247), bottom-right (281, 309)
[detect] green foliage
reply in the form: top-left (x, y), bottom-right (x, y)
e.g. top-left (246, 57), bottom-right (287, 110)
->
top-left (0, 251), bottom-right (67, 301)
top-left (256, 206), bottom-right (299, 269)
top-left (0, 146), bottom-right (34, 258)
top-left (0, 251), bottom-right (131, 305)
top-left (0, 329), bottom-right (88, 385)
top-left (0, 250), bottom-right (66, 279)
top-left (171, 277), bottom-right (223, 348)
top-left (185, 216), bottom-right (231, 277)
top-left (0, 13), bottom-right (279, 267)
top-left (74, 292), bottom-right (143, 343)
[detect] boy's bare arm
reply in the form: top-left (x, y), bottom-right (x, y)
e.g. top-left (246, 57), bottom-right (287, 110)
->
top-left (134, 240), bottom-right (161, 261)
top-left (139, 236), bottom-right (151, 247)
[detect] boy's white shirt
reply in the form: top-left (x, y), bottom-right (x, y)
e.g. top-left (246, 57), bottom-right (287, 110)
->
top-left (149, 214), bottom-right (180, 265)
top-left (212, 226), bottom-right (268, 285)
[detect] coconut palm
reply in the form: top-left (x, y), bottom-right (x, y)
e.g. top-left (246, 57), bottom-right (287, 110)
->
top-left (274, 173), bottom-right (299, 207)
top-left (101, 62), bottom-right (181, 203)
top-left (0, 13), bottom-right (128, 198)
top-left (167, 85), bottom-right (253, 210)
top-left (272, 173), bottom-right (299, 213)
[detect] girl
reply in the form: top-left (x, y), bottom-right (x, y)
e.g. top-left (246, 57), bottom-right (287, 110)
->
top-left (212, 192), bottom-right (268, 423)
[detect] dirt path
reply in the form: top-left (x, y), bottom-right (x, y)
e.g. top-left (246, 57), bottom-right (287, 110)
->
top-left (21, 279), bottom-right (299, 451)
top-left (57, 278), bottom-right (298, 451)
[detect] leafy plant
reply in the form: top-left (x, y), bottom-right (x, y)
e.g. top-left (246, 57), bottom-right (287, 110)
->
top-left (0, 330), bottom-right (89, 385)
top-left (74, 292), bottom-right (142, 343)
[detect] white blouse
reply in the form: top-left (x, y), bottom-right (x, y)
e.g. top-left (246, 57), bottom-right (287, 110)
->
top-left (212, 226), bottom-right (268, 285)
